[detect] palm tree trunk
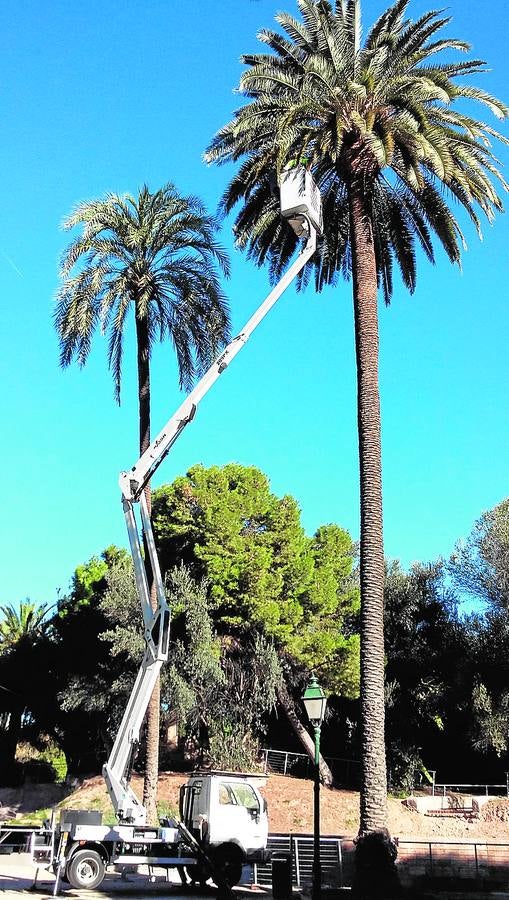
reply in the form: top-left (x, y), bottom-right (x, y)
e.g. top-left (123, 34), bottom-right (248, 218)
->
top-left (136, 312), bottom-right (160, 826)
top-left (348, 180), bottom-right (388, 836)
top-left (0, 705), bottom-right (23, 781)
top-left (276, 682), bottom-right (333, 785)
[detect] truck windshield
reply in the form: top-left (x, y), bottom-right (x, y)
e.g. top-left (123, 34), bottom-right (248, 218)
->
top-left (219, 782), bottom-right (259, 811)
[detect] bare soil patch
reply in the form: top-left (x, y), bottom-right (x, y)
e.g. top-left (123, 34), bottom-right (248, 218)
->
top-left (2, 772), bottom-right (509, 843)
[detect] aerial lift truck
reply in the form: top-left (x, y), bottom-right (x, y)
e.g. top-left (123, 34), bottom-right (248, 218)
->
top-left (53, 168), bottom-right (323, 891)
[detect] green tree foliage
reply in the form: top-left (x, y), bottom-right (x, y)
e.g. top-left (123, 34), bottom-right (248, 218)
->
top-left (214, 633), bottom-right (281, 763)
top-left (446, 500), bottom-right (509, 768)
top-left (4, 548), bottom-right (145, 782)
top-left (456, 609), bottom-right (509, 765)
top-left (100, 559), bottom-right (281, 771)
top-left (0, 461), bottom-right (357, 783)
top-left (383, 561), bottom-right (461, 790)
top-left (24, 549), bottom-right (130, 776)
top-left (470, 682), bottom-right (509, 757)
top-left (165, 566), bottom-right (225, 732)
top-left (100, 549), bottom-right (144, 661)
top-left (152, 463), bottom-right (359, 695)
top-left (50, 567), bottom-right (116, 770)
top-left (382, 551), bottom-right (509, 788)
top-left (71, 558), bottom-right (109, 605)
top-left (12, 508), bottom-right (509, 790)
top-left (165, 566), bottom-right (281, 769)
top-left (15, 738), bottom-right (68, 783)
top-left (450, 498), bottom-right (509, 610)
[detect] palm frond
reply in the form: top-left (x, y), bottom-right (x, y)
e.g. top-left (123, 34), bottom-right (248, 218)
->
top-left (365, 0), bottom-right (409, 51)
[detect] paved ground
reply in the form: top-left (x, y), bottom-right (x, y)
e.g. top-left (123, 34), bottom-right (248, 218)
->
top-left (0, 854), bottom-right (271, 900)
top-left (5, 855), bottom-right (509, 900)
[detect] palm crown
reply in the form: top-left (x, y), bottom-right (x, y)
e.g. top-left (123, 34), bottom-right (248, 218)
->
top-left (0, 601), bottom-right (50, 651)
top-left (206, 0), bottom-right (508, 299)
top-left (56, 183), bottom-right (230, 401)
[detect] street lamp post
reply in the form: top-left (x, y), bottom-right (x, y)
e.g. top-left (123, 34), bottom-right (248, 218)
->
top-left (302, 675), bottom-right (327, 900)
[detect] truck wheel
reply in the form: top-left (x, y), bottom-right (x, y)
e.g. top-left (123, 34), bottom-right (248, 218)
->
top-left (212, 846), bottom-right (243, 888)
top-left (67, 848), bottom-right (106, 890)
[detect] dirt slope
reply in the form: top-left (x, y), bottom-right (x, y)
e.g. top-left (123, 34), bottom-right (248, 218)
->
top-left (2, 772), bottom-right (509, 842)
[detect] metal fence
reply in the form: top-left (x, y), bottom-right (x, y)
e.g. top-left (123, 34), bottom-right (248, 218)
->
top-left (253, 834), bottom-right (509, 890)
top-left (260, 748), bottom-right (361, 787)
top-left (253, 833), bottom-right (355, 889)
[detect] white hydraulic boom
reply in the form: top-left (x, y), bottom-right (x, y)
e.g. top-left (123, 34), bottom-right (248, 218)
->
top-left (103, 168), bottom-right (323, 825)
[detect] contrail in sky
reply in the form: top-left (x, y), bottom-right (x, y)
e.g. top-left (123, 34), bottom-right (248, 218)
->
top-left (0, 248), bottom-right (23, 277)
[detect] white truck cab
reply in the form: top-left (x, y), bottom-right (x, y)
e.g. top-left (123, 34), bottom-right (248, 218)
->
top-left (182, 772), bottom-right (268, 852)
top-left (180, 772), bottom-right (269, 885)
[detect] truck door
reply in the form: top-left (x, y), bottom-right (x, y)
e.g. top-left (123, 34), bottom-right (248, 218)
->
top-left (209, 780), bottom-right (267, 851)
top-left (181, 779), bottom-right (206, 839)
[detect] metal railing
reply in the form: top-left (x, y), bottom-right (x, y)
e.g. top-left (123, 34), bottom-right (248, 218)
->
top-left (396, 839), bottom-right (509, 887)
top-left (253, 834), bottom-right (509, 890)
top-left (260, 748), bottom-right (360, 786)
top-left (260, 748), bottom-right (309, 776)
top-left (253, 833), bottom-right (355, 889)
top-left (431, 774), bottom-right (509, 797)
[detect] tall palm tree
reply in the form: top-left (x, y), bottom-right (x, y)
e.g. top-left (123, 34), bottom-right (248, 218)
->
top-left (55, 183), bottom-right (230, 823)
top-left (206, 0), bottom-right (508, 839)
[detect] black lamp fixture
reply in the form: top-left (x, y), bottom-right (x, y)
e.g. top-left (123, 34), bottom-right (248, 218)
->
top-left (302, 674), bottom-right (327, 728)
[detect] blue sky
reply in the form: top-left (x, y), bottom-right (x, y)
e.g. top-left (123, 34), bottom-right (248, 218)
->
top-left (1, 0), bottom-right (508, 609)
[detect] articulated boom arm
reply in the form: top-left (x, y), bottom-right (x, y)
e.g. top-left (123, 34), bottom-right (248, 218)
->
top-left (104, 170), bottom-right (321, 825)
top-left (102, 489), bottom-right (170, 824)
top-left (118, 227), bottom-right (318, 506)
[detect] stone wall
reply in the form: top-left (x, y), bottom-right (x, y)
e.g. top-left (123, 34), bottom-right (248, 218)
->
top-left (396, 840), bottom-right (509, 890)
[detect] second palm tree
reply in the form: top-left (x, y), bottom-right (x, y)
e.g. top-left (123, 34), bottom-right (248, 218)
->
top-left (55, 182), bottom-right (230, 823)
